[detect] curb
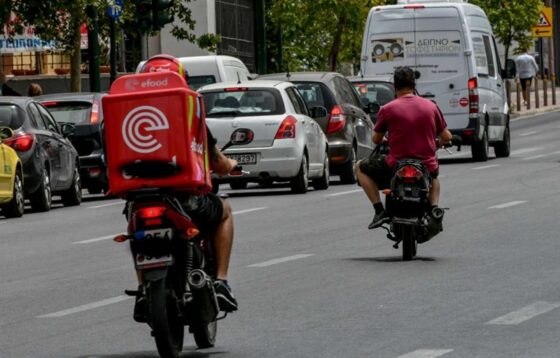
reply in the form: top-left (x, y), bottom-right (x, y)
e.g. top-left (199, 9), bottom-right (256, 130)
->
top-left (510, 105), bottom-right (560, 121)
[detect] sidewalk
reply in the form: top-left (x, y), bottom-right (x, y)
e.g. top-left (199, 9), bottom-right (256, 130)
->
top-left (509, 83), bottom-right (560, 119)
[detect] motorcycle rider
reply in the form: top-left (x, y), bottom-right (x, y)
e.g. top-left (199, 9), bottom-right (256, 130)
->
top-left (134, 54), bottom-right (239, 319)
top-left (356, 66), bottom-right (452, 229)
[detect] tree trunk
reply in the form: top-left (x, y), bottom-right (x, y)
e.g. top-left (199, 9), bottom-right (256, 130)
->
top-left (328, 16), bottom-right (345, 71)
top-left (70, 17), bottom-right (82, 92)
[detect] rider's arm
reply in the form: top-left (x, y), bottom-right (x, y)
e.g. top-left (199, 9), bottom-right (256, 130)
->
top-left (438, 128), bottom-right (453, 145)
top-left (434, 105), bottom-right (452, 145)
top-left (373, 131), bottom-right (385, 145)
top-left (211, 146), bottom-right (237, 177)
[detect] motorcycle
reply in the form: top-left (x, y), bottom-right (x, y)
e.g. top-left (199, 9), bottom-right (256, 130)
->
top-left (114, 128), bottom-right (253, 357)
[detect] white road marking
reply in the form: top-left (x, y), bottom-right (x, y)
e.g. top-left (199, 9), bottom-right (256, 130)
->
top-left (38, 295), bottom-right (132, 318)
top-left (510, 147), bottom-right (543, 156)
top-left (73, 234), bottom-right (124, 245)
top-left (233, 207), bottom-right (267, 215)
top-left (522, 154), bottom-right (548, 161)
top-left (488, 201), bottom-right (527, 209)
top-left (472, 164), bottom-right (500, 170)
top-left (87, 201), bottom-right (124, 209)
top-left (486, 301), bottom-right (560, 325)
top-left (325, 189), bottom-right (362, 197)
top-left (519, 131), bottom-right (538, 137)
top-left (396, 349), bottom-right (453, 358)
top-left (247, 254), bottom-right (314, 268)
top-left (439, 151), bottom-right (469, 158)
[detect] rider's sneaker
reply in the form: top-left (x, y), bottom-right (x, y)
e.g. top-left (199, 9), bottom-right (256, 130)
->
top-left (214, 279), bottom-right (238, 312)
top-left (133, 285), bottom-right (148, 323)
top-left (368, 210), bottom-right (389, 229)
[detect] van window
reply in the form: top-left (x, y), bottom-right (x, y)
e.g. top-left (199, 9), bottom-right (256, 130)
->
top-left (483, 35), bottom-right (496, 77)
top-left (472, 35), bottom-right (488, 75)
top-left (188, 75), bottom-right (217, 90)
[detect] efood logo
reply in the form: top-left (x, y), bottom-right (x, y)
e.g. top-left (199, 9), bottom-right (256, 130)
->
top-left (122, 106), bottom-right (169, 154)
top-left (141, 78), bottom-right (168, 88)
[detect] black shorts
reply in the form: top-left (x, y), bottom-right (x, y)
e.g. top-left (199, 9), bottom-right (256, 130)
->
top-left (520, 77), bottom-right (532, 91)
top-left (358, 155), bottom-right (439, 189)
top-left (184, 192), bottom-right (224, 236)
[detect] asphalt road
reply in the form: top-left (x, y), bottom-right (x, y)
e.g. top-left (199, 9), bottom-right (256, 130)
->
top-left (2, 112), bottom-right (560, 358)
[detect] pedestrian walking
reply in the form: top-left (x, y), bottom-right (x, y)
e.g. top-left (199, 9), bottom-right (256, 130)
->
top-left (27, 83), bottom-right (43, 97)
top-left (515, 50), bottom-right (539, 106)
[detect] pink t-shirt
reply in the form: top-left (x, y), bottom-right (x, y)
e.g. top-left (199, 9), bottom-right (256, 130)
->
top-left (374, 95), bottom-right (447, 173)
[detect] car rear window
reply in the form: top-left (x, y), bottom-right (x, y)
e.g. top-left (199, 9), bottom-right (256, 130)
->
top-left (43, 101), bottom-right (92, 124)
top-left (353, 82), bottom-right (395, 106)
top-left (0, 104), bottom-right (25, 129)
top-left (202, 88), bottom-right (284, 117)
top-left (293, 82), bottom-right (327, 109)
top-left (188, 75), bottom-right (217, 90)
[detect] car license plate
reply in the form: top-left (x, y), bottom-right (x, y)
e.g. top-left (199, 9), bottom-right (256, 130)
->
top-left (134, 228), bottom-right (173, 240)
top-left (135, 253), bottom-right (173, 269)
top-left (226, 153), bottom-right (257, 165)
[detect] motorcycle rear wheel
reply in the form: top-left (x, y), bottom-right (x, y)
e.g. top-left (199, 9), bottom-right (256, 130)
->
top-left (192, 319), bottom-right (217, 348)
top-left (149, 279), bottom-right (184, 358)
top-left (401, 226), bottom-right (417, 261)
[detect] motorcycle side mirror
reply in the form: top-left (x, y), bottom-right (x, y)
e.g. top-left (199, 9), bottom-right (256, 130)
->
top-left (221, 128), bottom-right (254, 151)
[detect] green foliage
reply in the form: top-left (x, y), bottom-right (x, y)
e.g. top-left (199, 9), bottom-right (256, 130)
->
top-left (470, 0), bottom-right (542, 61)
top-left (267, 0), bottom-right (392, 73)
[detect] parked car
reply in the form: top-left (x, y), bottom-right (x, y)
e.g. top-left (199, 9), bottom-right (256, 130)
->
top-left (199, 80), bottom-right (330, 193)
top-left (0, 127), bottom-right (25, 218)
top-left (348, 77), bottom-right (395, 122)
top-left (0, 97), bottom-right (81, 211)
top-left (137, 55), bottom-right (253, 90)
top-left (37, 93), bottom-right (107, 194)
top-left (259, 72), bottom-right (374, 183)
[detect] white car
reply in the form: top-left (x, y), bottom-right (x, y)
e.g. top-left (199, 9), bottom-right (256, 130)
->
top-left (199, 80), bottom-right (330, 194)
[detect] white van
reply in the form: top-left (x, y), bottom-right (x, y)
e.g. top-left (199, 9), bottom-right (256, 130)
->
top-left (136, 55), bottom-right (252, 90)
top-left (361, 0), bottom-right (512, 161)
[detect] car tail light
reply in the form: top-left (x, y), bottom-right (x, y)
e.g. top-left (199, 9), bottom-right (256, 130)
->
top-left (327, 105), bottom-right (346, 134)
top-left (275, 116), bottom-right (297, 139)
top-left (396, 165), bottom-right (423, 182)
top-left (468, 78), bottom-right (479, 119)
top-left (224, 87), bottom-right (248, 92)
top-left (41, 101), bottom-right (58, 107)
top-left (404, 5), bottom-right (425, 9)
top-left (90, 99), bottom-right (100, 124)
top-left (4, 133), bottom-right (35, 152)
top-left (137, 206), bottom-right (166, 226)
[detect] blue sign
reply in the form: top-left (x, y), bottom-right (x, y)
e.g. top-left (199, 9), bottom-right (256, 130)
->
top-left (107, 0), bottom-right (123, 20)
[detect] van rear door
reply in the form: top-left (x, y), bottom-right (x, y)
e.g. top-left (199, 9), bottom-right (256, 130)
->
top-left (363, 6), bottom-right (470, 131)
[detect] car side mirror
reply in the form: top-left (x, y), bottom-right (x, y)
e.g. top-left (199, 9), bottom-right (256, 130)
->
top-left (360, 97), bottom-right (371, 113)
top-left (502, 59), bottom-right (516, 79)
top-left (368, 102), bottom-right (381, 114)
top-left (0, 126), bottom-right (14, 143)
top-left (310, 106), bottom-right (328, 119)
top-left (60, 123), bottom-right (75, 137)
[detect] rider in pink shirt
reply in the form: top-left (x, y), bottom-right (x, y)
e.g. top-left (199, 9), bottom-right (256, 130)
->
top-left (356, 66), bottom-right (452, 229)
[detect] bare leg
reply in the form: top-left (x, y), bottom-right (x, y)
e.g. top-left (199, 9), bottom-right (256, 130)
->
top-left (215, 198), bottom-right (233, 280)
top-left (429, 178), bottom-right (440, 206)
top-left (356, 164), bottom-right (381, 204)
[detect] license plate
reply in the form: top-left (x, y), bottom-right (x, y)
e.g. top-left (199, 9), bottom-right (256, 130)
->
top-left (135, 253), bottom-right (173, 269)
top-left (226, 153), bottom-right (257, 165)
top-left (134, 228), bottom-right (173, 240)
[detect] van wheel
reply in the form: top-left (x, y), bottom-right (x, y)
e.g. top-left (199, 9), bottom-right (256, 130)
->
top-left (471, 128), bottom-right (489, 162)
top-left (494, 126), bottom-right (510, 158)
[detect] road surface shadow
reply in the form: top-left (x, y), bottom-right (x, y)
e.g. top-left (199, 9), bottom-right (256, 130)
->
top-left (345, 256), bottom-right (437, 263)
top-left (75, 347), bottom-right (228, 358)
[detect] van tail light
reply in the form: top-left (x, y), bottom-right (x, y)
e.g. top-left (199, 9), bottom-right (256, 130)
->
top-left (468, 78), bottom-right (479, 118)
top-left (275, 116), bottom-right (297, 139)
top-left (90, 100), bottom-right (100, 124)
top-left (327, 105), bottom-right (346, 134)
top-left (137, 206), bottom-right (166, 226)
top-left (396, 165), bottom-right (423, 183)
top-left (4, 133), bottom-right (35, 152)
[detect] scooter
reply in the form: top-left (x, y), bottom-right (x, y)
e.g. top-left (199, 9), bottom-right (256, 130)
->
top-left (114, 128), bottom-right (253, 357)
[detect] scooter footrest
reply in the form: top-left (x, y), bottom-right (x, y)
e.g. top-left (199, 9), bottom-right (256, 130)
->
top-left (125, 289), bottom-right (140, 297)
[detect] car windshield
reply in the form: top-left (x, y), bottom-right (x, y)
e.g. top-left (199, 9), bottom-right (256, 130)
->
top-left (43, 101), bottom-right (92, 124)
top-left (188, 75), bottom-right (217, 90)
top-left (293, 82), bottom-right (327, 108)
top-left (202, 88), bottom-right (284, 117)
top-left (353, 82), bottom-right (395, 106)
top-left (0, 104), bottom-right (25, 129)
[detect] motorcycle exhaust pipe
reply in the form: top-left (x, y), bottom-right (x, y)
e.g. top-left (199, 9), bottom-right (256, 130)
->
top-left (187, 269), bottom-right (219, 322)
top-left (431, 207), bottom-right (445, 221)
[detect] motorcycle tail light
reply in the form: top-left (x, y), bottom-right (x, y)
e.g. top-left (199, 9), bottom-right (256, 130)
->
top-left (396, 165), bottom-right (423, 181)
top-left (137, 206), bottom-right (166, 226)
top-left (4, 133), bottom-right (35, 152)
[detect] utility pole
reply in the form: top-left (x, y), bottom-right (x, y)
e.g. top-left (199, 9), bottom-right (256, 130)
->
top-left (86, 5), bottom-right (101, 92)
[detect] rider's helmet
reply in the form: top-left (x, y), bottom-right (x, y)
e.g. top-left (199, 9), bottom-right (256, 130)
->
top-left (139, 54), bottom-right (189, 84)
top-left (393, 66), bottom-right (416, 91)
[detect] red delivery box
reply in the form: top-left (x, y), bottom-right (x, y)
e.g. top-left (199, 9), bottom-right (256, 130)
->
top-left (102, 71), bottom-right (211, 197)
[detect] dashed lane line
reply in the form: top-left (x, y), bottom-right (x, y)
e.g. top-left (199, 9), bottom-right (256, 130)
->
top-left (247, 254), bottom-right (314, 268)
top-left (472, 164), bottom-right (500, 170)
top-left (486, 301), bottom-right (560, 325)
top-left (488, 201), bottom-right (527, 209)
top-left (519, 131), bottom-right (538, 137)
top-left (86, 201), bottom-right (124, 209)
top-left (38, 295), bottom-right (132, 318)
top-left (522, 154), bottom-right (548, 161)
top-left (396, 349), bottom-right (454, 358)
top-left (510, 147), bottom-right (543, 156)
top-left (73, 207), bottom-right (267, 244)
top-left (325, 189), bottom-right (362, 197)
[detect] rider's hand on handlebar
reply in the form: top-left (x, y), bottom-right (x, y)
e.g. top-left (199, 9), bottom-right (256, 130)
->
top-left (228, 158), bottom-right (238, 173)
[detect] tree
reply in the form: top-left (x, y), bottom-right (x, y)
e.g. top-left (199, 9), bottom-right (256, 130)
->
top-left (470, 0), bottom-right (542, 64)
top-left (267, 0), bottom-right (391, 73)
top-left (0, 0), bottom-right (220, 92)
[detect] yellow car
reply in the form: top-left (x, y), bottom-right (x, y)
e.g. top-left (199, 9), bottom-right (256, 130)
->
top-left (0, 127), bottom-right (24, 218)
